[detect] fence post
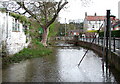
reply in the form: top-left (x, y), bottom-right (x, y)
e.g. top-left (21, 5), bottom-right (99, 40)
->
top-left (95, 37), bottom-right (96, 44)
top-left (101, 37), bottom-right (103, 46)
top-left (113, 37), bottom-right (116, 52)
top-left (98, 37), bottom-right (99, 45)
top-left (86, 37), bottom-right (87, 42)
top-left (118, 38), bottom-right (120, 49)
top-left (90, 36), bottom-right (91, 42)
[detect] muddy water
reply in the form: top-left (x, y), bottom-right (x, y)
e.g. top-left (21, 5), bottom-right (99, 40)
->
top-left (2, 43), bottom-right (119, 83)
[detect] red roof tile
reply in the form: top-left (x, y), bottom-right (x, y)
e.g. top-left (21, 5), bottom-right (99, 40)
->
top-left (85, 16), bottom-right (105, 21)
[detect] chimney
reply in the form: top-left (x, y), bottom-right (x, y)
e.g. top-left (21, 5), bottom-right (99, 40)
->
top-left (94, 13), bottom-right (97, 16)
top-left (85, 12), bottom-right (87, 16)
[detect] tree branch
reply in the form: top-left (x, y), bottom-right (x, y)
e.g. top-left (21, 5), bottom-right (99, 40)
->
top-left (47, 1), bottom-right (68, 27)
top-left (16, 1), bottom-right (44, 28)
top-left (13, 6), bottom-right (21, 12)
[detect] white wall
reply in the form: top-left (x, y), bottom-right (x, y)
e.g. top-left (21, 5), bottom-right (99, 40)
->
top-left (0, 12), bottom-right (2, 50)
top-left (118, 1), bottom-right (120, 20)
top-left (0, 12), bottom-right (30, 55)
top-left (87, 21), bottom-right (104, 30)
top-left (84, 19), bottom-right (104, 31)
top-left (0, 12), bottom-right (7, 50)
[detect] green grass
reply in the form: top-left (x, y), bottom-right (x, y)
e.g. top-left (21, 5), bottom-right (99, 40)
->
top-left (2, 39), bottom-right (52, 66)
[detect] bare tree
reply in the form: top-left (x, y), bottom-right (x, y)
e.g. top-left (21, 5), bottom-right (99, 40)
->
top-left (1, 0), bottom-right (68, 46)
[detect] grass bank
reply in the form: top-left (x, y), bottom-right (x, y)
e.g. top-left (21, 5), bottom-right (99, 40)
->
top-left (2, 39), bottom-right (53, 66)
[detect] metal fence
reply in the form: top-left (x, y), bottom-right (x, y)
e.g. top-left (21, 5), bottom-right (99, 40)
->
top-left (79, 36), bottom-right (120, 52)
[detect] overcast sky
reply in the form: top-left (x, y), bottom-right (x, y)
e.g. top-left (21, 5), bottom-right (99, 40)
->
top-left (0, 0), bottom-right (119, 23)
top-left (59, 0), bottom-right (120, 23)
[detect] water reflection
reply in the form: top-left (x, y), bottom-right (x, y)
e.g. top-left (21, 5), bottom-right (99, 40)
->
top-left (56, 47), bottom-right (116, 82)
top-left (2, 60), bottom-right (32, 82)
top-left (2, 43), bottom-right (119, 83)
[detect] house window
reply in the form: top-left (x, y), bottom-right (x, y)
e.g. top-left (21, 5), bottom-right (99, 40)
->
top-left (95, 21), bottom-right (97, 24)
top-left (89, 21), bottom-right (91, 24)
top-left (12, 22), bottom-right (14, 31)
top-left (15, 23), bottom-right (17, 31)
top-left (18, 23), bottom-right (20, 31)
top-left (12, 18), bottom-right (20, 32)
top-left (92, 25), bottom-right (94, 29)
top-left (12, 18), bottom-right (15, 31)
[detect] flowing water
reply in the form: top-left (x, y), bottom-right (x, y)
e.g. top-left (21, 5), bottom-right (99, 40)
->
top-left (2, 42), bottom-right (120, 83)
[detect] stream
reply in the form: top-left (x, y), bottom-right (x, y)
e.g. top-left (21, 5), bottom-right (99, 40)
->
top-left (2, 42), bottom-right (120, 83)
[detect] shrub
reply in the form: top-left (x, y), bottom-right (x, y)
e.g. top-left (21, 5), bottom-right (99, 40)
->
top-left (2, 39), bottom-right (52, 66)
top-left (86, 30), bottom-right (98, 33)
top-left (99, 30), bottom-right (120, 37)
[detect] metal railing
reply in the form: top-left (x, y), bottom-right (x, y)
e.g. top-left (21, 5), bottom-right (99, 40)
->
top-left (79, 36), bottom-right (120, 53)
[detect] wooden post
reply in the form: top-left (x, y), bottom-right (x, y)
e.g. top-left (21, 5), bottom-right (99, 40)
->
top-left (113, 37), bottom-right (116, 52)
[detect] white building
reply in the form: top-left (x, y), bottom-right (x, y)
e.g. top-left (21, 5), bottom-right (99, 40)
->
top-left (118, 1), bottom-right (120, 20)
top-left (84, 13), bottom-right (105, 31)
top-left (0, 11), bottom-right (30, 55)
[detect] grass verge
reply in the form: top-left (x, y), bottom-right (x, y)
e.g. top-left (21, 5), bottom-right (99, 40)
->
top-left (2, 39), bottom-right (52, 66)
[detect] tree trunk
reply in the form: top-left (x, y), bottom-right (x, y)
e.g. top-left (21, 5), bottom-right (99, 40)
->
top-left (41, 27), bottom-right (49, 46)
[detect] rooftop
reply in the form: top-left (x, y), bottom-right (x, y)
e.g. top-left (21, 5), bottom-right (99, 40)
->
top-left (85, 16), bottom-right (105, 21)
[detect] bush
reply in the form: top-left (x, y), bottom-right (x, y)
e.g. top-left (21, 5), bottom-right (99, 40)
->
top-left (2, 39), bottom-right (52, 66)
top-left (111, 30), bottom-right (120, 37)
top-left (86, 30), bottom-right (98, 33)
top-left (99, 30), bottom-right (120, 37)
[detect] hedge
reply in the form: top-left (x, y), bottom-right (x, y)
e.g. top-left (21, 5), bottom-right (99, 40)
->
top-left (99, 30), bottom-right (120, 37)
top-left (86, 30), bottom-right (98, 33)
